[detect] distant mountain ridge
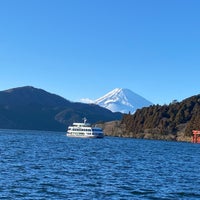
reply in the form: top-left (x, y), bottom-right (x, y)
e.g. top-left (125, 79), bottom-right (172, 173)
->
top-left (0, 86), bottom-right (69, 106)
top-left (0, 86), bottom-right (122, 131)
top-left (81, 88), bottom-right (153, 113)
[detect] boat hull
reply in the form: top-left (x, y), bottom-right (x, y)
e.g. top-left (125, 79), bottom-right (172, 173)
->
top-left (66, 134), bottom-right (104, 139)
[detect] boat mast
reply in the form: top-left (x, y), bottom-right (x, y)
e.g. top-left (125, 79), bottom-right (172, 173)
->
top-left (83, 117), bottom-right (87, 124)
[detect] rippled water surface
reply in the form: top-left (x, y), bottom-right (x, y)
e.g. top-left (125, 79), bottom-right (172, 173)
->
top-left (1, 129), bottom-right (200, 199)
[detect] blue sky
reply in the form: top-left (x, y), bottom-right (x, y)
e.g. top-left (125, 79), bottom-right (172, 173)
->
top-left (0, 0), bottom-right (200, 105)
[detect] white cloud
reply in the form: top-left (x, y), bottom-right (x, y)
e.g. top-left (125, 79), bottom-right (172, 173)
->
top-left (79, 98), bottom-right (94, 103)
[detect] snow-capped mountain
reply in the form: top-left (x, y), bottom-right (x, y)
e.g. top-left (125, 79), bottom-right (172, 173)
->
top-left (81, 88), bottom-right (153, 113)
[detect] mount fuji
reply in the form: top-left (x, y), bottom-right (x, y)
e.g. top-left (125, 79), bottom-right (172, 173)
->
top-left (81, 88), bottom-right (153, 114)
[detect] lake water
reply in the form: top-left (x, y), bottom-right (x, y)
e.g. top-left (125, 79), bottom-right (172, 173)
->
top-left (1, 129), bottom-right (200, 199)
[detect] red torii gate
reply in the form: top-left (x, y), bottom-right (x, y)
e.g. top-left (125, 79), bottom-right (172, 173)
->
top-left (192, 130), bottom-right (200, 143)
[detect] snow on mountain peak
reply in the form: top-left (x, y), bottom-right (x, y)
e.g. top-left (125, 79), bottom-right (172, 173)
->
top-left (80, 88), bottom-right (153, 113)
top-left (94, 88), bottom-right (153, 113)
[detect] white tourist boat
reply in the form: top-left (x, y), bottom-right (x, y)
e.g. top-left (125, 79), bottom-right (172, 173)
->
top-left (66, 118), bottom-right (104, 138)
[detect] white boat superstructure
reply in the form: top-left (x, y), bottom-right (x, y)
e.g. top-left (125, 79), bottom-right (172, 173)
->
top-left (66, 118), bottom-right (104, 138)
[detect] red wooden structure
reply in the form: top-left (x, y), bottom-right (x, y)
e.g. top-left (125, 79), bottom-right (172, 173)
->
top-left (192, 130), bottom-right (200, 143)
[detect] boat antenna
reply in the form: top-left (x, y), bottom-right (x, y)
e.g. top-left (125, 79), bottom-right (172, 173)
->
top-left (83, 117), bottom-right (87, 124)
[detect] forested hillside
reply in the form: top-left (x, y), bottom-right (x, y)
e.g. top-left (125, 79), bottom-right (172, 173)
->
top-left (0, 86), bottom-right (122, 131)
top-left (120, 94), bottom-right (200, 141)
top-left (101, 94), bottom-right (200, 142)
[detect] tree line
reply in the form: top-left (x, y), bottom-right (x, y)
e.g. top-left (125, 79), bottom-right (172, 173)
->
top-left (120, 94), bottom-right (200, 141)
